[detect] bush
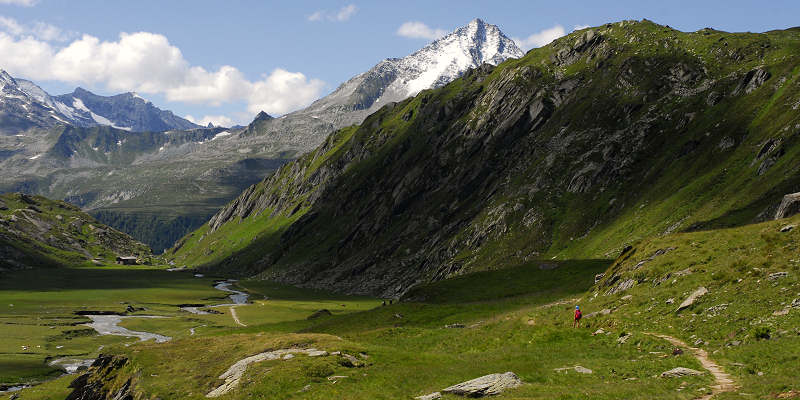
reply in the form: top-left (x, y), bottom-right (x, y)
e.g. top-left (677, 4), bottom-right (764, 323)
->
top-left (752, 326), bottom-right (771, 340)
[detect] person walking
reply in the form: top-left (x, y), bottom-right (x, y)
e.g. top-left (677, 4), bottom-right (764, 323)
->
top-left (573, 305), bottom-right (582, 328)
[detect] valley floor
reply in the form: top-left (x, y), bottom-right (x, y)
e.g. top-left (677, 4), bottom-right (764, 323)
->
top-left (1, 215), bottom-right (799, 399)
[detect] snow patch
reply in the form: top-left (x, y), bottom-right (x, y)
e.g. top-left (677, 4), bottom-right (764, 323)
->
top-left (210, 131), bottom-right (232, 140)
top-left (29, 154), bottom-right (42, 160)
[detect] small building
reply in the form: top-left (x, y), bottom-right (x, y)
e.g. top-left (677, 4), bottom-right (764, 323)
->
top-left (116, 256), bottom-right (138, 265)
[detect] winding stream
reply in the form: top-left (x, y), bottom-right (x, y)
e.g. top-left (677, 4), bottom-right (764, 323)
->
top-left (85, 315), bottom-right (171, 343)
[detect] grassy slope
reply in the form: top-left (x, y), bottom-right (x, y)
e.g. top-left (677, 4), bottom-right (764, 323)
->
top-left (0, 193), bottom-right (151, 269)
top-left (168, 21), bottom-right (800, 295)
top-left (5, 215), bottom-right (800, 398)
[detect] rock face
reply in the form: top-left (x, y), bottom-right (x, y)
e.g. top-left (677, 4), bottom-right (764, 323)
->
top-left (775, 193), bottom-right (800, 219)
top-left (660, 367), bottom-right (705, 378)
top-left (442, 372), bottom-right (523, 397)
top-left (65, 355), bottom-right (133, 400)
top-left (677, 287), bottom-right (709, 312)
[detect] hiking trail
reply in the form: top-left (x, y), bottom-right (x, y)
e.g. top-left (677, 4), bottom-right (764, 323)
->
top-left (647, 333), bottom-right (737, 399)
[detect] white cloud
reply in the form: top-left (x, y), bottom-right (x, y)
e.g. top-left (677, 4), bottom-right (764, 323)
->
top-left (396, 21), bottom-right (447, 40)
top-left (308, 4), bottom-right (357, 22)
top-left (0, 0), bottom-right (37, 6)
top-left (512, 25), bottom-right (567, 50)
top-left (184, 114), bottom-right (235, 128)
top-left (0, 15), bottom-right (73, 42)
top-left (0, 30), bottom-right (325, 116)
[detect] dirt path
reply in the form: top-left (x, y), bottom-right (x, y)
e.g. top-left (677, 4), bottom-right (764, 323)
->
top-left (647, 333), bottom-right (737, 399)
top-left (229, 306), bottom-right (246, 327)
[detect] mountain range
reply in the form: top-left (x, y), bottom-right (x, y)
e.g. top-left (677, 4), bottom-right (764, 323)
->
top-left (0, 71), bottom-right (200, 134)
top-left (0, 18), bottom-right (524, 252)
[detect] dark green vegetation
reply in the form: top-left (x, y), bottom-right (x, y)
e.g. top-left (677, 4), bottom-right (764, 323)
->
top-left (0, 192), bottom-right (150, 270)
top-left (170, 20), bottom-right (800, 297)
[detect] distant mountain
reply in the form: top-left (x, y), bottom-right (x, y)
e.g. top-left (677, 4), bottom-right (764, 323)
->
top-left (238, 18), bottom-right (523, 152)
top-left (54, 88), bottom-right (200, 132)
top-left (0, 71), bottom-right (200, 134)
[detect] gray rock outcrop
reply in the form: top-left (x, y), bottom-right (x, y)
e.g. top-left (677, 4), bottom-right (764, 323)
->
top-left (677, 287), bottom-right (708, 312)
top-left (775, 193), bottom-right (800, 219)
top-left (660, 367), bottom-right (705, 378)
top-left (441, 372), bottom-right (523, 397)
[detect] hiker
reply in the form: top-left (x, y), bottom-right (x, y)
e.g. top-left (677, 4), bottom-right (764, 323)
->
top-left (573, 305), bottom-right (582, 328)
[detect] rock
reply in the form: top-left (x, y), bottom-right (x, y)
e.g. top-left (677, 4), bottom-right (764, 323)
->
top-left (666, 298), bottom-right (675, 304)
top-left (728, 340), bottom-right (741, 347)
top-left (621, 295), bottom-right (632, 301)
top-left (660, 367), bottom-right (704, 378)
top-left (617, 333), bottom-right (631, 344)
top-left (606, 279), bottom-right (635, 295)
top-left (677, 287), bottom-right (708, 312)
top-left (780, 225), bottom-right (795, 232)
top-left (307, 309), bottom-right (332, 319)
top-left (775, 192), bottom-right (800, 219)
top-left (773, 309), bottom-right (789, 316)
top-left (445, 323), bottom-right (466, 329)
top-left (442, 372), bottom-right (523, 397)
top-left (672, 348), bottom-right (684, 356)
top-left (538, 263), bottom-right (558, 270)
top-left (574, 365), bottom-right (593, 374)
top-left (307, 350), bottom-right (328, 357)
top-left (282, 354), bottom-right (294, 360)
top-left (594, 273), bottom-right (605, 283)
top-left (338, 353), bottom-right (364, 368)
top-left (694, 339), bottom-right (704, 346)
top-left (394, 313), bottom-right (403, 319)
top-left (585, 308), bottom-right (612, 318)
top-left (792, 298), bottom-right (800, 308)
top-left (415, 392), bottom-right (442, 400)
top-left (592, 328), bottom-right (605, 336)
top-left (768, 272), bottom-right (788, 281)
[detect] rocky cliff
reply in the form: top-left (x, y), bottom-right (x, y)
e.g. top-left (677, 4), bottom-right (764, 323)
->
top-left (170, 20), bottom-right (800, 297)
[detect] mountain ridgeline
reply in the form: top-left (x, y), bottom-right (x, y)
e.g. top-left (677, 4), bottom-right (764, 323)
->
top-left (169, 20), bottom-right (800, 297)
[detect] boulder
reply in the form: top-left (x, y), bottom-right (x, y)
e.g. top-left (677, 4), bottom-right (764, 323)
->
top-left (415, 392), bottom-right (442, 400)
top-left (775, 193), bottom-right (800, 219)
top-left (768, 272), bottom-right (788, 281)
top-left (573, 365), bottom-right (593, 374)
top-left (660, 367), bottom-right (704, 378)
top-left (442, 372), bottom-right (522, 397)
top-left (677, 287), bottom-right (708, 312)
top-left (780, 225), bottom-right (795, 233)
top-left (792, 298), bottom-right (800, 308)
top-left (585, 308), bottom-right (612, 318)
top-left (617, 334), bottom-right (631, 344)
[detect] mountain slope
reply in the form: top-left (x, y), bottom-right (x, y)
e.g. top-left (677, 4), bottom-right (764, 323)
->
top-left (0, 71), bottom-right (200, 134)
top-left (0, 192), bottom-right (151, 270)
top-left (169, 20), bottom-right (800, 297)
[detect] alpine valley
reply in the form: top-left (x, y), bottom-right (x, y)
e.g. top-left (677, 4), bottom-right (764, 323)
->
top-left (1, 15), bottom-right (800, 400)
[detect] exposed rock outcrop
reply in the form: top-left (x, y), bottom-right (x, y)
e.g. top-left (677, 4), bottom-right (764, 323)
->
top-left (441, 372), bottom-right (523, 397)
top-left (775, 193), bottom-right (800, 219)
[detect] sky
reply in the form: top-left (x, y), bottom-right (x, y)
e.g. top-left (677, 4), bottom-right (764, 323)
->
top-left (0, 0), bottom-right (797, 126)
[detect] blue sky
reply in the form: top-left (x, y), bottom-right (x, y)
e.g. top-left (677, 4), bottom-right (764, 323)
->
top-left (0, 0), bottom-right (797, 126)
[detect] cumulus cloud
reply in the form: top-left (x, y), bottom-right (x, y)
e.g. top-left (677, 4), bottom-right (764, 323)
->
top-left (308, 4), bottom-right (357, 22)
top-left (0, 0), bottom-right (37, 6)
top-left (0, 15), bottom-right (72, 41)
top-left (396, 21), bottom-right (447, 40)
top-left (512, 25), bottom-right (567, 50)
top-left (0, 30), bottom-right (324, 116)
top-left (184, 114), bottom-right (236, 128)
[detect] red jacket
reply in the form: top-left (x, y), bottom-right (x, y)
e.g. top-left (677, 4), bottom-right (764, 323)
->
top-left (574, 309), bottom-right (582, 320)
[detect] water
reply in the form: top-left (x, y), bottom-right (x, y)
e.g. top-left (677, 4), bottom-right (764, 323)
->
top-left (48, 358), bottom-right (94, 373)
top-left (213, 280), bottom-right (249, 305)
top-left (84, 315), bottom-right (171, 343)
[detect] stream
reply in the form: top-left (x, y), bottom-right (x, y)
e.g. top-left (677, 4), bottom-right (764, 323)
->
top-left (84, 315), bottom-right (171, 343)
